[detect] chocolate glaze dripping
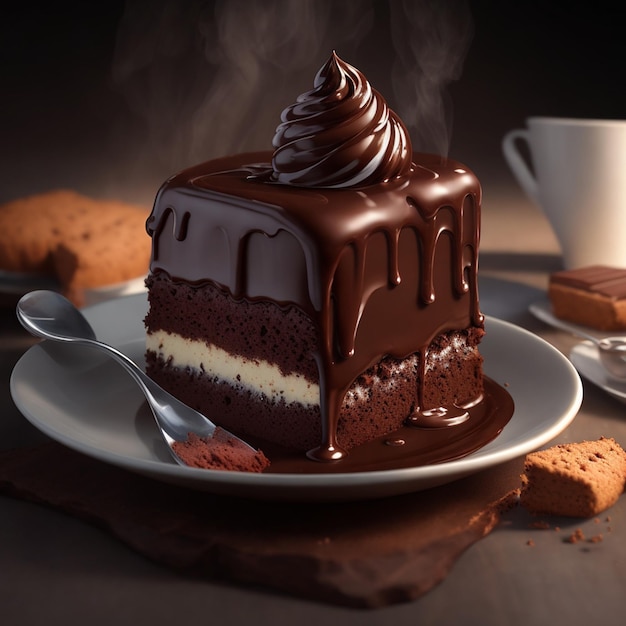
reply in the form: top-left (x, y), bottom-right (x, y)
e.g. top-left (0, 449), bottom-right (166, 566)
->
top-left (404, 192), bottom-right (482, 429)
top-left (146, 53), bottom-right (485, 462)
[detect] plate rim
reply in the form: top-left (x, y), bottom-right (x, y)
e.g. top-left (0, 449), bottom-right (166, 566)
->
top-left (570, 341), bottom-right (626, 402)
top-left (529, 299), bottom-right (626, 340)
top-left (10, 293), bottom-right (583, 500)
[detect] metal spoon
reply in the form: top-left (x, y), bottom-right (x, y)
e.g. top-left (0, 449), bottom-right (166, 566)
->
top-left (530, 303), bottom-right (626, 380)
top-left (16, 289), bottom-right (258, 466)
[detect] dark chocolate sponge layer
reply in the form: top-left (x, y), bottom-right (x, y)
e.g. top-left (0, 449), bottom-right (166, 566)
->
top-left (145, 272), bottom-right (319, 381)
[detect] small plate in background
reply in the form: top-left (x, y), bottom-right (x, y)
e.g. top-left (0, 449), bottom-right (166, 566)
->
top-left (82, 276), bottom-right (147, 306)
top-left (0, 270), bottom-right (146, 306)
top-left (0, 270), bottom-right (59, 294)
top-left (570, 341), bottom-right (626, 405)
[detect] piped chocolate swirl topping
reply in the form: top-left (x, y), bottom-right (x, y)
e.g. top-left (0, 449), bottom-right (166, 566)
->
top-left (271, 51), bottom-right (412, 188)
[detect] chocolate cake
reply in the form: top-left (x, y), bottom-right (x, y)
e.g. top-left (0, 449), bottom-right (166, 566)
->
top-left (144, 52), bottom-right (495, 464)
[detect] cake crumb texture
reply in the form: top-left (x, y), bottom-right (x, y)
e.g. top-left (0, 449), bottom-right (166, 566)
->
top-left (520, 437), bottom-right (626, 517)
top-left (171, 428), bottom-right (270, 473)
top-left (0, 189), bottom-right (150, 305)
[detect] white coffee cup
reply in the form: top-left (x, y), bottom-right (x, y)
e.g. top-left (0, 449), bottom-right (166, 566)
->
top-left (502, 117), bottom-right (626, 269)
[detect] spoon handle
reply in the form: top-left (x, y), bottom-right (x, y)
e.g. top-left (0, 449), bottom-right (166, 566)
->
top-left (77, 337), bottom-right (217, 441)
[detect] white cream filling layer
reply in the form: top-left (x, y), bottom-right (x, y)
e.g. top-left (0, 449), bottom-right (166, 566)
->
top-left (146, 330), bottom-right (320, 406)
top-left (147, 330), bottom-right (478, 410)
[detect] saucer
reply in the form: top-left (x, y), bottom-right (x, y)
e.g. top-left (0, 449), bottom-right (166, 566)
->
top-left (570, 341), bottom-right (626, 404)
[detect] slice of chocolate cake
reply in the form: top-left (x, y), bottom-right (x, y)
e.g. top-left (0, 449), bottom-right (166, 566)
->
top-left (144, 52), bottom-right (493, 463)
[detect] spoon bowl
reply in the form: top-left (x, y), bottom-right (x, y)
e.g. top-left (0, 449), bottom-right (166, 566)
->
top-left (16, 290), bottom-right (260, 467)
top-left (597, 337), bottom-right (626, 379)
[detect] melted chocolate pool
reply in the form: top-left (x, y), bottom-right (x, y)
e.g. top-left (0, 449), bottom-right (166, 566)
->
top-left (247, 377), bottom-right (514, 474)
top-left (136, 377), bottom-right (513, 474)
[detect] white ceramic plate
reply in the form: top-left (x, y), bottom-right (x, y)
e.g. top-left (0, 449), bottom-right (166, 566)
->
top-left (0, 270), bottom-right (146, 305)
top-left (570, 341), bottom-right (626, 404)
top-left (0, 270), bottom-right (59, 294)
top-left (10, 294), bottom-right (583, 502)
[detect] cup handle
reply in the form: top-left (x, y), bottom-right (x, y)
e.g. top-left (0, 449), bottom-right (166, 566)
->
top-left (502, 129), bottom-right (538, 203)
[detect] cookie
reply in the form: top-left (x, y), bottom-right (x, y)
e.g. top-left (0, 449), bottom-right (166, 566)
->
top-left (520, 437), bottom-right (626, 518)
top-left (0, 190), bottom-right (150, 305)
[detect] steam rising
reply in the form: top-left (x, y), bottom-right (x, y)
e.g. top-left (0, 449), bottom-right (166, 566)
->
top-left (111, 0), bottom-right (472, 177)
top-left (112, 0), bottom-right (373, 174)
top-left (390, 0), bottom-right (474, 156)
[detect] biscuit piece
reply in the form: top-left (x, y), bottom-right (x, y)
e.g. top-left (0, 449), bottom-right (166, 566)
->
top-left (548, 266), bottom-right (626, 331)
top-left (520, 438), bottom-right (626, 518)
top-left (0, 190), bottom-right (150, 305)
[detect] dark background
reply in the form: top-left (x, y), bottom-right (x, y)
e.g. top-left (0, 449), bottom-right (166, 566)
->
top-left (1, 0), bottom-right (624, 205)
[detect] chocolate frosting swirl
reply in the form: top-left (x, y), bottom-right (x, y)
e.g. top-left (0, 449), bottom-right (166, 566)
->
top-left (271, 51), bottom-right (413, 188)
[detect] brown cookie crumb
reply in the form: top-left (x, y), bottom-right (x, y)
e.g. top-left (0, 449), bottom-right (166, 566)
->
top-left (528, 520), bottom-right (551, 530)
top-left (564, 528), bottom-right (585, 544)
